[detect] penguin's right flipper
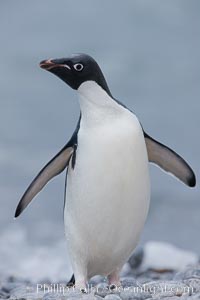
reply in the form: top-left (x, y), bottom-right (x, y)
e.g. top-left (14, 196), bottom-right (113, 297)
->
top-left (15, 145), bottom-right (74, 218)
top-left (144, 132), bottom-right (196, 187)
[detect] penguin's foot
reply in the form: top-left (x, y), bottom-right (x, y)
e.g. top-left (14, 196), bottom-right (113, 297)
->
top-left (108, 270), bottom-right (121, 289)
top-left (109, 284), bottom-right (117, 290)
top-left (66, 282), bottom-right (74, 288)
top-left (66, 274), bottom-right (75, 288)
top-left (80, 287), bottom-right (87, 294)
top-left (75, 280), bottom-right (87, 293)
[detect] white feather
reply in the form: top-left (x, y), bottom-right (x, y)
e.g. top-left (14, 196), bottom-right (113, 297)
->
top-left (64, 81), bottom-right (150, 280)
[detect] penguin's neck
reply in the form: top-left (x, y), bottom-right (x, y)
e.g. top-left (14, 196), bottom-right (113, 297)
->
top-left (78, 81), bottom-right (123, 127)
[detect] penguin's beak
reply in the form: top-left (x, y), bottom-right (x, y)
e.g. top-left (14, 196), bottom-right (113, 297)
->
top-left (39, 57), bottom-right (75, 89)
top-left (39, 58), bottom-right (71, 71)
top-left (40, 59), bottom-right (58, 70)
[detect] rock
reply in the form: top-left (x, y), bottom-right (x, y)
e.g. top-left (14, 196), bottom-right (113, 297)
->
top-left (120, 277), bottom-right (139, 288)
top-left (64, 286), bottom-right (85, 298)
top-left (189, 292), bottom-right (200, 299)
top-left (142, 280), bottom-right (191, 297)
top-left (89, 275), bottom-right (103, 287)
top-left (149, 296), bottom-right (189, 300)
top-left (0, 289), bottom-right (10, 299)
top-left (183, 278), bottom-right (200, 293)
top-left (12, 298), bottom-right (27, 300)
top-left (43, 292), bottom-right (65, 300)
top-left (95, 282), bottom-right (110, 298)
top-left (120, 290), bottom-right (151, 300)
top-left (81, 292), bottom-right (100, 300)
top-left (119, 281), bottom-right (152, 300)
top-left (2, 254), bottom-right (200, 300)
top-left (174, 265), bottom-right (200, 280)
top-left (104, 295), bottom-right (122, 300)
top-left (136, 270), bottom-right (175, 284)
top-left (43, 288), bottom-right (98, 299)
top-left (128, 247), bottom-right (144, 269)
top-left (1, 281), bottom-right (22, 293)
top-left (10, 284), bottom-right (44, 300)
top-left (120, 263), bottom-right (132, 277)
top-left (95, 296), bottom-right (104, 300)
top-left (140, 242), bottom-right (199, 272)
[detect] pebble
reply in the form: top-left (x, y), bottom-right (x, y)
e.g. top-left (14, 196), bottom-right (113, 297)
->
top-left (128, 247), bottom-right (144, 269)
top-left (0, 289), bottom-right (10, 299)
top-left (1, 255), bottom-right (200, 300)
top-left (149, 296), bottom-right (189, 300)
top-left (136, 270), bottom-right (175, 284)
top-left (120, 290), bottom-right (151, 300)
top-left (173, 265), bottom-right (200, 280)
top-left (120, 277), bottom-right (139, 288)
top-left (184, 278), bottom-right (200, 293)
top-left (43, 292), bottom-right (66, 300)
top-left (142, 280), bottom-right (191, 297)
top-left (104, 295), bottom-right (122, 300)
top-left (94, 283), bottom-right (121, 298)
top-left (82, 293), bottom-right (101, 300)
top-left (189, 292), bottom-right (200, 299)
top-left (95, 282), bottom-right (110, 298)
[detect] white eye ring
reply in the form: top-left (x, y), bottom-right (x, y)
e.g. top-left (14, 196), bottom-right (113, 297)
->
top-left (74, 63), bottom-right (84, 71)
top-left (64, 64), bottom-right (71, 70)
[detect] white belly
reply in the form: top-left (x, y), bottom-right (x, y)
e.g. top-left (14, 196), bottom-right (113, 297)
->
top-left (64, 113), bottom-right (150, 278)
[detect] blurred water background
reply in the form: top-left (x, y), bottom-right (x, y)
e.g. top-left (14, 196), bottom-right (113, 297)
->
top-left (0, 0), bottom-right (199, 281)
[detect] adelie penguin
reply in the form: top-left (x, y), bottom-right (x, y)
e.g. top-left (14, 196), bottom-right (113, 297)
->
top-left (15, 53), bottom-right (196, 289)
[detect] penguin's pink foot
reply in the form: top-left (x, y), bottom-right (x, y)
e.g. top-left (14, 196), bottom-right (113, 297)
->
top-left (108, 270), bottom-right (121, 289)
top-left (75, 280), bottom-right (87, 293)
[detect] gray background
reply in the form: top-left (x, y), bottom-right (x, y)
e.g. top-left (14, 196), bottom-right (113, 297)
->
top-left (0, 0), bottom-right (199, 280)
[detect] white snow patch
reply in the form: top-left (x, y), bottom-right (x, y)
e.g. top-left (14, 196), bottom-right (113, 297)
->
top-left (141, 241), bottom-right (199, 271)
top-left (0, 224), bottom-right (72, 282)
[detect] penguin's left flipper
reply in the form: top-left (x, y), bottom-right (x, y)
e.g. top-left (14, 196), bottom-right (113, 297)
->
top-left (144, 132), bottom-right (196, 187)
top-left (15, 145), bottom-right (74, 218)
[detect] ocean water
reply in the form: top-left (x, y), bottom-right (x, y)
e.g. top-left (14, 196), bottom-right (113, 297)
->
top-left (0, 0), bottom-right (199, 281)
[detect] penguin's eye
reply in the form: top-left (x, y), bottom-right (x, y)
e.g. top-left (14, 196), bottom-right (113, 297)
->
top-left (73, 63), bottom-right (84, 71)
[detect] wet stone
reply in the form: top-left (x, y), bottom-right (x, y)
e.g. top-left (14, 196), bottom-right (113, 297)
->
top-left (9, 284), bottom-right (44, 300)
top-left (2, 260), bottom-right (200, 300)
top-left (0, 289), bottom-right (10, 299)
top-left (95, 283), bottom-right (110, 298)
top-left (43, 292), bottom-right (66, 300)
top-left (128, 247), bottom-right (144, 270)
top-left (183, 278), bottom-right (200, 293)
top-left (149, 296), bottom-right (189, 300)
top-left (136, 270), bottom-right (175, 284)
top-left (120, 277), bottom-right (139, 288)
top-left (142, 280), bottom-right (190, 297)
top-left (95, 296), bottom-right (104, 300)
top-left (189, 292), bottom-right (200, 300)
top-left (1, 281), bottom-right (23, 293)
top-left (120, 290), bottom-right (151, 300)
top-left (173, 265), bottom-right (200, 281)
top-left (89, 275), bottom-right (104, 287)
top-left (104, 294), bottom-right (122, 300)
top-left (83, 292), bottom-right (101, 300)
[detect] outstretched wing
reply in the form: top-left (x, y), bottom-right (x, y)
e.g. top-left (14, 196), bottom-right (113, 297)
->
top-left (15, 145), bottom-right (74, 217)
top-left (144, 132), bottom-right (196, 187)
top-left (15, 117), bottom-right (80, 218)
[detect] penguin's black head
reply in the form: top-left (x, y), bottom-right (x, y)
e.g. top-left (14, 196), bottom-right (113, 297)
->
top-left (40, 53), bottom-right (111, 95)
